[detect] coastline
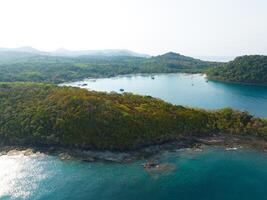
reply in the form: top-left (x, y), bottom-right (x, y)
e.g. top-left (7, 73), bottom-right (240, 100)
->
top-left (60, 71), bottom-right (267, 88)
top-left (59, 72), bottom-right (204, 86)
top-left (1, 134), bottom-right (267, 163)
top-left (207, 76), bottom-right (267, 87)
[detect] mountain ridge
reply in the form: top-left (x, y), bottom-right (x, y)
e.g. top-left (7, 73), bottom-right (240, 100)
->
top-left (0, 46), bottom-right (150, 58)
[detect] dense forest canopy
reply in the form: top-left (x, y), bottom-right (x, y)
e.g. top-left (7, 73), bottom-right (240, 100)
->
top-left (207, 55), bottom-right (267, 85)
top-left (0, 83), bottom-right (266, 150)
top-left (0, 51), bottom-right (217, 83)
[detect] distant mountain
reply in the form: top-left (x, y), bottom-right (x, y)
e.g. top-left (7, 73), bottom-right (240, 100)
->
top-left (207, 55), bottom-right (267, 85)
top-left (13, 46), bottom-right (43, 54)
top-left (0, 46), bottom-right (150, 58)
top-left (0, 46), bottom-right (42, 54)
top-left (52, 48), bottom-right (150, 57)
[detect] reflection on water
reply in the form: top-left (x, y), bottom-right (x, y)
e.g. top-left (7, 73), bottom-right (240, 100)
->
top-left (61, 73), bottom-right (267, 117)
top-left (0, 155), bottom-right (47, 199)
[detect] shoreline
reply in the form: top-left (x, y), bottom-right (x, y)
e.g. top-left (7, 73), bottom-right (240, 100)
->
top-left (207, 77), bottom-right (267, 87)
top-left (1, 134), bottom-right (267, 163)
top-left (60, 72), bottom-right (267, 88)
top-left (59, 72), bottom-right (204, 86)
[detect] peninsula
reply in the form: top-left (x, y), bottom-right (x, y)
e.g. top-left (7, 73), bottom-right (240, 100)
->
top-left (0, 83), bottom-right (266, 152)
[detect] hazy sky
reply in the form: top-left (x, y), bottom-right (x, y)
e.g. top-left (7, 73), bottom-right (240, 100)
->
top-left (0, 0), bottom-right (266, 56)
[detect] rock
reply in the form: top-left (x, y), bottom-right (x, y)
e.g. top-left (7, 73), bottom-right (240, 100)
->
top-left (33, 151), bottom-right (45, 157)
top-left (193, 148), bottom-right (203, 152)
top-left (0, 151), bottom-right (7, 156)
top-left (81, 157), bottom-right (95, 162)
top-left (59, 153), bottom-right (73, 160)
top-left (144, 162), bottom-right (176, 174)
top-left (23, 148), bottom-right (34, 156)
top-left (7, 149), bottom-right (21, 156)
top-left (143, 161), bottom-right (159, 169)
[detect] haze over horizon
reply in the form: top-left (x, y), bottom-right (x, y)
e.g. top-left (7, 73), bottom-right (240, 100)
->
top-left (0, 0), bottom-right (266, 57)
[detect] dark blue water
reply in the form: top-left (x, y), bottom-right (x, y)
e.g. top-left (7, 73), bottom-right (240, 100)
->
top-left (1, 148), bottom-right (267, 200)
top-left (63, 73), bottom-right (267, 117)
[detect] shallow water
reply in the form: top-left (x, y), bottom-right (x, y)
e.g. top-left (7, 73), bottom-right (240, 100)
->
top-left (1, 148), bottom-right (267, 200)
top-left (62, 73), bottom-right (267, 117)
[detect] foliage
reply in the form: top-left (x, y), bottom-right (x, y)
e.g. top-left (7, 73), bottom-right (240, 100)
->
top-left (0, 83), bottom-right (266, 150)
top-left (0, 52), bottom-right (216, 83)
top-left (207, 55), bottom-right (267, 85)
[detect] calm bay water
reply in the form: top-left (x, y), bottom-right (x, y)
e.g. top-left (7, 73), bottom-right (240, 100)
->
top-left (2, 73), bottom-right (267, 200)
top-left (63, 73), bottom-right (267, 117)
top-left (1, 148), bottom-right (267, 200)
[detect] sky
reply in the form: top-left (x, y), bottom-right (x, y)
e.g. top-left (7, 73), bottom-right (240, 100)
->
top-left (0, 0), bottom-right (266, 57)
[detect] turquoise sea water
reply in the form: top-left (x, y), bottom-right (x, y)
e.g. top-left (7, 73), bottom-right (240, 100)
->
top-left (63, 73), bottom-right (267, 117)
top-left (1, 148), bottom-right (267, 200)
top-left (2, 73), bottom-right (267, 199)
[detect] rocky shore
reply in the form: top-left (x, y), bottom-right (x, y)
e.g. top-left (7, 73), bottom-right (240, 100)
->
top-left (1, 134), bottom-right (267, 163)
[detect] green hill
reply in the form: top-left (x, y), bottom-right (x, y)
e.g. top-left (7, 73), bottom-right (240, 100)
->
top-left (138, 52), bottom-right (215, 73)
top-left (0, 52), bottom-right (215, 84)
top-left (207, 55), bottom-right (267, 85)
top-left (0, 83), bottom-right (266, 151)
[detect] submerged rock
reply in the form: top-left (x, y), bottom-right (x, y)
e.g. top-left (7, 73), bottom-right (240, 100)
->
top-left (143, 161), bottom-right (176, 173)
top-left (144, 162), bottom-right (176, 174)
top-left (80, 150), bottom-right (131, 162)
top-left (143, 161), bottom-right (159, 169)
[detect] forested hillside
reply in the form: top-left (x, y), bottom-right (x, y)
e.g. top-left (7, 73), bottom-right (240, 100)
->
top-left (207, 55), bottom-right (267, 85)
top-left (0, 83), bottom-right (266, 150)
top-left (0, 52), bottom-right (216, 83)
